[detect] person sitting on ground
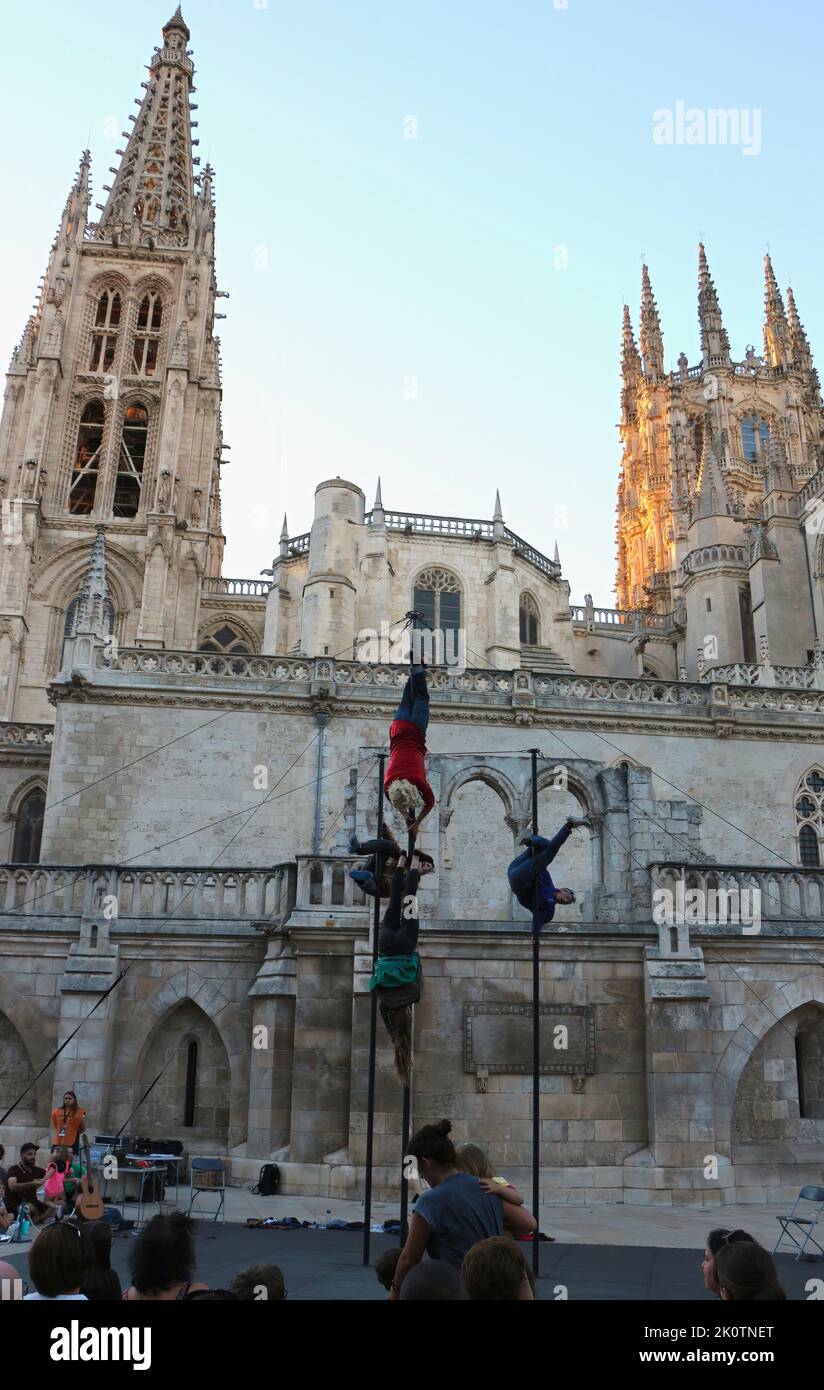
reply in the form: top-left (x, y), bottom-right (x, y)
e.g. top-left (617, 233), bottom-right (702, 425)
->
top-left (455, 1143), bottom-right (525, 1208)
top-left (0, 1180), bottom-right (13, 1234)
top-left (714, 1238), bottom-right (786, 1301)
top-left (389, 1120), bottom-right (537, 1299)
top-left (0, 1143), bottom-right (6, 1187)
top-left (23, 1220), bottom-right (92, 1301)
top-left (507, 816), bottom-right (590, 927)
top-left (229, 1263), bottom-right (286, 1301)
top-left (374, 1246), bottom-right (402, 1293)
top-left (384, 641), bottom-right (435, 842)
top-left (45, 1145), bottom-right (84, 1216)
top-left (122, 1212), bottom-right (208, 1301)
top-left (5, 1143), bottom-right (54, 1224)
top-left (369, 848), bottom-right (430, 1083)
top-left (80, 1220), bottom-right (122, 1301)
top-left (399, 1259), bottom-right (467, 1301)
top-left (701, 1227), bottom-right (754, 1297)
top-left (462, 1236), bottom-right (535, 1301)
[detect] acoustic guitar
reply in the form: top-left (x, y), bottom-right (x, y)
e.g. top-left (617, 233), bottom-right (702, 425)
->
top-left (75, 1132), bottom-right (104, 1221)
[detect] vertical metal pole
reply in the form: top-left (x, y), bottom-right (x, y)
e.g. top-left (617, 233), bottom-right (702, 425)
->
top-left (399, 1076), bottom-right (411, 1242)
top-left (530, 748), bottom-right (541, 1279)
top-left (362, 752), bottom-right (386, 1266)
top-left (399, 824), bottom-right (416, 1243)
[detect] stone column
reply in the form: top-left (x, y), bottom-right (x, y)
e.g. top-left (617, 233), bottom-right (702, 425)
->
top-left (246, 942), bottom-right (297, 1156)
top-left (287, 926), bottom-right (356, 1162)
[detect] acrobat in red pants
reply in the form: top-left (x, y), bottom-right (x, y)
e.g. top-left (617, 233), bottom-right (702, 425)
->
top-left (384, 662), bottom-right (435, 840)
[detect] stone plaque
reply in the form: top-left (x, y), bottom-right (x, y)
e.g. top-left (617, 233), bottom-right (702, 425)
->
top-left (463, 1004), bottom-right (596, 1076)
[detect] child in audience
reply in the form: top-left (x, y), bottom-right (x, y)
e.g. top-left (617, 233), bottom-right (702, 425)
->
top-left (455, 1143), bottom-right (525, 1207)
top-left (374, 1247), bottom-right (402, 1293)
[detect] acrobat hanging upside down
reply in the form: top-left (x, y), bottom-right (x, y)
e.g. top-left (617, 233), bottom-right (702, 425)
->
top-left (383, 616), bottom-right (435, 842)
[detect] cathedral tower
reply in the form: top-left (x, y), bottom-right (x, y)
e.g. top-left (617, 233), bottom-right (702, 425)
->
top-left (615, 247), bottom-right (824, 675)
top-left (0, 8), bottom-right (226, 720)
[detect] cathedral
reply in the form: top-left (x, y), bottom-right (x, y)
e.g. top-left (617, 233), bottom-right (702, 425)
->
top-left (1, 8), bottom-right (822, 1208)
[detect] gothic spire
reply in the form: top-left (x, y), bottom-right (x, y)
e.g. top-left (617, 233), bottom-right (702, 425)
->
top-left (763, 254), bottom-right (790, 369)
top-left (786, 287), bottom-right (812, 371)
top-left (620, 305), bottom-right (642, 423)
top-left (765, 419), bottom-right (792, 493)
top-left (697, 243), bottom-right (730, 367)
top-left (374, 476), bottom-right (383, 510)
top-left (695, 426), bottom-right (730, 518)
top-left (73, 527), bottom-right (112, 641)
top-left (493, 489), bottom-right (503, 522)
top-left (95, 9), bottom-right (197, 248)
top-left (279, 514), bottom-right (289, 557)
top-left (640, 264), bottom-right (664, 378)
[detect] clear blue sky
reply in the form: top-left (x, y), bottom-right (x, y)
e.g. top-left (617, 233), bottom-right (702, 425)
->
top-left (2, 0), bottom-right (822, 604)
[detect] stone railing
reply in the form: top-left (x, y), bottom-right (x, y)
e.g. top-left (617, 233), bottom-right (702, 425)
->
top-left (797, 467), bottom-right (824, 510)
top-left (682, 544), bottom-right (749, 575)
top-left (202, 577), bottom-right (272, 598)
top-left (73, 647), bottom-right (824, 715)
top-left (569, 605), bottom-right (676, 633)
top-left (650, 862), bottom-right (824, 928)
top-left (295, 854), bottom-right (365, 912)
top-left (0, 722), bottom-right (54, 749)
top-left (0, 863), bottom-right (296, 925)
top-left (505, 530), bottom-right (562, 579)
top-left (701, 662), bottom-right (824, 690)
top-left (379, 510), bottom-right (494, 541)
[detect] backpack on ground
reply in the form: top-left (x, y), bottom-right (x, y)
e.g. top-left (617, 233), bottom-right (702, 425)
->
top-left (252, 1163), bottom-right (280, 1196)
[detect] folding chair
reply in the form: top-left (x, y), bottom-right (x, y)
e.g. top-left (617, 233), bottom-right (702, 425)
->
top-left (772, 1185), bottom-right (824, 1261)
top-left (186, 1157), bottom-right (226, 1223)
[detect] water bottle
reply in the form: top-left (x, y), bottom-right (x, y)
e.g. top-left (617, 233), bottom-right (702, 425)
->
top-left (19, 1204), bottom-right (31, 1241)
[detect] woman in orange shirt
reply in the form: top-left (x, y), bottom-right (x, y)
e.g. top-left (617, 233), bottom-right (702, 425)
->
top-left (50, 1091), bottom-right (87, 1154)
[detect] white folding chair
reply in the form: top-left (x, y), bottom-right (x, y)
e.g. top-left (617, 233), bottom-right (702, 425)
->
top-left (186, 1156), bottom-right (226, 1223)
top-left (772, 1185), bottom-right (824, 1261)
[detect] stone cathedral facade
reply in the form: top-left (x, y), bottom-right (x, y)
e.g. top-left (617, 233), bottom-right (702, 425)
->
top-left (1, 9), bottom-right (823, 1208)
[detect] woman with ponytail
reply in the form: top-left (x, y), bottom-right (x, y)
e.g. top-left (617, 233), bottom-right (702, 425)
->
top-left (388, 1120), bottom-right (537, 1300)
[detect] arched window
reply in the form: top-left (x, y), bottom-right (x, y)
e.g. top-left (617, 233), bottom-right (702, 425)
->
top-left (794, 769), bottom-right (824, 867)
top-left (198, 625), bottom-right (251, 656)
top-left (183, 1039), bottom-right (198, 1127)
top-left (795, 1013), bottom-right (824, 1120)
top-left (12, 787), bottom-right (45, 863)
top-left (89, 290), bottom-right (121, 373)
top-left (68, 401), bottom-right (105, 515)
top-left (413, 568), bottom-right (461, 643)
top-left (519, 593), bottom-right (540, 646)
top-left (741, 414), bottom-right (770, 466)
top-left (62, 594), bottom-right (115, 665)
top-left (114, 403), bottom-right (148, 517)
top-left (132, 293), bottom-right (163, 376)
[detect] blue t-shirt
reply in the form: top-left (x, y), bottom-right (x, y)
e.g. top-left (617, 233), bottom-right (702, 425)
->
top-left (413, 1173), bottom-right (504, 1269)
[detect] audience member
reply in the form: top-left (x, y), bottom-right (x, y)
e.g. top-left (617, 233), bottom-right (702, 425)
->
top-left (229, 1263), bottom-right (286, 1301)
top-left (0, 1259), bottom-right (23, 1299)
top-left (0, 1179), bottom-right (12, 1234)
top-left (715, 1239), bottom-right (786, 1301)
top-left (5, 1143), bottom-right (54, 1223)
top-left (398, 1260), bottom-right (467, 1301)
top-left (23, 1221), bottom-right (91, 1300)
top-left (389, 1119), bottom-right (536, 1299)
top-left (374, 1246), bottom-right (402, 1293)
top-left (456, 1143), bottom-right (526, 1208)
top-left (80, 1220), bottom-right (122, 1301)
top-left (462, 1236), bottom-right (534, 1300)
top-left (701, 1227), bottom-right (754, 1297)
top-left (122, 1212), bottom-right (208, 1301)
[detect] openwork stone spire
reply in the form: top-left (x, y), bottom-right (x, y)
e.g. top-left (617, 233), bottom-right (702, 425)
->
top-left (620, 305), bottom-right (642, 423)
top-left (96, 8), bottom-right (197, 248)
top-left (763, 254), bottom-right (790, 369)
top-left (640, 264), bottom-right (664, 378)
top-left (695, 426), bottom-right (729, 518)
top-left (697, 243), bottom-right (730, 367)
top-left (73, 526), bottom-right (112, 640)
